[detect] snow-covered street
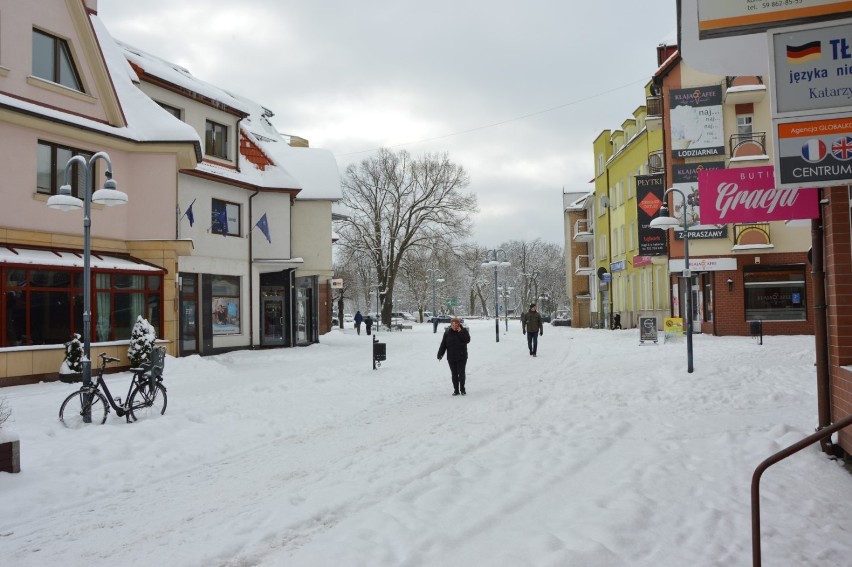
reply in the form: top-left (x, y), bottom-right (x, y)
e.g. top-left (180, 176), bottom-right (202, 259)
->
top-left (1, 320), bottom-right (850, 566)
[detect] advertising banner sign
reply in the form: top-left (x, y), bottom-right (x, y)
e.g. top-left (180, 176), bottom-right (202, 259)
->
top-left (639, 317), bottom-right (658, 343)
top-left (672, 162), bottom-right (727, 237)
top-left (698, 0), bottom-right (852, 39)
top-left (698, 165), bottom-right (819, 222)
top-left (771, 19), bottom-right (852, 116)
top-left (669, 85), bottom-right (725, 158)
top-left (775, 114), bottom-right (852, 187)
top-left (635, 175), bottom-right (667, 256)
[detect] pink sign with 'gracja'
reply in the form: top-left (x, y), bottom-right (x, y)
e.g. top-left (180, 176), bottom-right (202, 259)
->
top-left (697, 166), bottom-right (819, 224)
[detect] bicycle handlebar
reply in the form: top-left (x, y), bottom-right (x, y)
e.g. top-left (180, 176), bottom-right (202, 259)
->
top-left (98, 353), bottom-right (121, 364)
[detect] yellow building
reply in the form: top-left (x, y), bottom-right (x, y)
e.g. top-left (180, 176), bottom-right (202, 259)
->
top-left (591, 86), bottom-right (668, 329)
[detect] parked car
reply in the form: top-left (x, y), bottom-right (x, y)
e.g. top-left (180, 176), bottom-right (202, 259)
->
top-left (551, 313), bottom-right (571, 326)
top-left (344, 313), bottom-right (354, 323)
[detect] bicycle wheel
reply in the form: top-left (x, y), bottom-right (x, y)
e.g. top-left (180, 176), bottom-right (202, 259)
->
top-left (59, 389), bottom-right (108, 428)
top-left (128, 382), bottom-right (167, 421)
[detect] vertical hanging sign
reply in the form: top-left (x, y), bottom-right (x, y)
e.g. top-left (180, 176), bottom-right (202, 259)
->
top-left (636, 175), bottom-right (667, 256)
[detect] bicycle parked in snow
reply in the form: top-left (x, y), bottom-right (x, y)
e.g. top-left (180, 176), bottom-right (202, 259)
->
top-left (59, 347), bottom-right (168, 428)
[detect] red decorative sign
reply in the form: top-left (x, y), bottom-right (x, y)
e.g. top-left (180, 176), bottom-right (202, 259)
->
top-left (697, 166), bottom-right (819, 224)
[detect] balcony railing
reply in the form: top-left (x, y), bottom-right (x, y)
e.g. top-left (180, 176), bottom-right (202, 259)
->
top-left (735, 223), bottom-right (771, 247)
top-left (573, 219), bottom-right (593, 242)
top-left (646, 96), bottom-right (662, 118)
top-left (648, 150), bottom-right (665, 174)
top-left (574, 255), bottom-right (596, 275)
top-left (726, 76), bottom-right (763, 89)
top-left (730, 132), bottom-right (767, 158)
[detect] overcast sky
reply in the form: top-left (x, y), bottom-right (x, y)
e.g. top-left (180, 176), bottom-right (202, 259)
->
top-left (97, 1), bottom-right (677, 248)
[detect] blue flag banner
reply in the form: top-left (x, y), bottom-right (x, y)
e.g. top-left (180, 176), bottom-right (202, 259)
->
top-left (255, 213), bottom-right (271, 243)
top-left (185, 199), bottom-right (195, 227)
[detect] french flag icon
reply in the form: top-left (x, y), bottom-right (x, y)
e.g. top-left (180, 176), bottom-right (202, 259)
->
top-left (801, 139), bottom-right (827, 163)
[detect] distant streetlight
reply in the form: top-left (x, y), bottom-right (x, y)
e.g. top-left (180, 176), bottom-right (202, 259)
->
top-left (651, 187), bottom-right (693, 374)
top-left (47, 151), bottom-right (128, 420)
top-left (482, 249), bottom-right (510, 342)
top-left (498, 285), bottom-right (514, 332)
top-left (426, 268), bottom-right (445, 333)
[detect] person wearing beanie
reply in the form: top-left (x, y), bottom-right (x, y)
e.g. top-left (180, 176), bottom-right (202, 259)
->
top-left (521, 303), bottom-right (543, 356)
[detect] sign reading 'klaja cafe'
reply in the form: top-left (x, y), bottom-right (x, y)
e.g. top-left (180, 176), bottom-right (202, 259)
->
top-left (697, 165), bottom-right (819, 224)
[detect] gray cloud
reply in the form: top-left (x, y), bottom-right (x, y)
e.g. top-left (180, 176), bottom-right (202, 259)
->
top-left (98, 0), bottom-right (677, 247)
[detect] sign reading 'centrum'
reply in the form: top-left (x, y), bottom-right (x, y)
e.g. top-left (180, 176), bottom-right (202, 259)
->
top-left (697, 165), bottom-right (819, 223)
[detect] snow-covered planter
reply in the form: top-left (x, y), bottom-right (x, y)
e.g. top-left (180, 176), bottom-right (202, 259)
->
top-left (58, 333), bottom-right (84, 383)
top-left (128, 316), bottom-right (157, 368)
top-left (0, 398), bottom-right (19, 474)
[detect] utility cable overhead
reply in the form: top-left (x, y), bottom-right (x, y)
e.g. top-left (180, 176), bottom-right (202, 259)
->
top-left (335, 77), bottom-right (649, 158)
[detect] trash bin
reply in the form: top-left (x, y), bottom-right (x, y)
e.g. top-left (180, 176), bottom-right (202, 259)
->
top-left (373, 341), bottom-right (386, 362)
top-left (749, 320), bottom-right (762, 336)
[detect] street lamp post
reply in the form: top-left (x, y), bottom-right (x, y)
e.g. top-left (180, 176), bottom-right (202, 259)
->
top-left (651, 187), bottom-right (693, 373)
top-left (426, 268), bottom-right (445, 332)
top-left (47, 152), bottom-right (128, 418)
top-left (498, 285), bottom-right (514, 333)
top-left (482, 249), bottom-right (510, 342)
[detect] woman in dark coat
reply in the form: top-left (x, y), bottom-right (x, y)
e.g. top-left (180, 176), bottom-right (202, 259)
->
top-left (437, 317), bottom-right (471, 396)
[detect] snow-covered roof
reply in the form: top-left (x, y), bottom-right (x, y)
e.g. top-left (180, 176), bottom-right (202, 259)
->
top-left (0, 247), bottom-right (162, 271)
top-left (115, 39), bottom-right (251, 116)
top-left (233, 95), bottom-right (342, 201)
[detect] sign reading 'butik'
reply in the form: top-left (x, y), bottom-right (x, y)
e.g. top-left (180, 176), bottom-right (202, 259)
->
top-left (697, 165), bottom-right (819, 223)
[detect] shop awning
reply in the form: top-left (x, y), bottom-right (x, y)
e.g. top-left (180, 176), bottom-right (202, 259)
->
top-left (0, 246), bottom-right (164, 272)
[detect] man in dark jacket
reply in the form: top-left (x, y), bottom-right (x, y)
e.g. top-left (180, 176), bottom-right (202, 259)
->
top-left (521, 303), bottom-right (543, 357)
top-left (437, 317), bottom-right (471, 396)
top-left (354, 310), bottom-right (364, 335)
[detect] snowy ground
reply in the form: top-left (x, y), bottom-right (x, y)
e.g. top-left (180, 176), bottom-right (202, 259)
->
top-left (1, 320), bottom-right (850, 566)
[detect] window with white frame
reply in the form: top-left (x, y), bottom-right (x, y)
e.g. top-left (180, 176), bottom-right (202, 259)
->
top-left (32, 29), bottom-right (83, 91)
top-left (599, 235), bottom-right (607, 259)
top-left (597, 153), bottom-right (604, 176)
top-left (737, 115), bottom-right (753, 135)
top-left (211, 198), bottom-right (240, 237)
top-left (205, 120), bottom-right (229, 159)
top-left (156, 101), bottom-right (182, 120)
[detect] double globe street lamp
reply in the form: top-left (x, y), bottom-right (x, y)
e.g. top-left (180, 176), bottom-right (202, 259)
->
top-left (482, 249), bottom-right (510, 342)
top-left (650, 187), bottom-right (694, 374)
top-left (47, 152), bottom-right (128, 399)
top-left (426, 268), bottom-right (445, 333)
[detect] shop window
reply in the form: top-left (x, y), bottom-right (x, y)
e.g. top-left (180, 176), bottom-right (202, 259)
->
top-left (32, 29), bottom-right (83, 91)
top-left (744, 265), bottom-right (806, 321)
top-left (1, 266), bottom-right (162, 347)
top-left (212, 275), bottom-right (241, 335)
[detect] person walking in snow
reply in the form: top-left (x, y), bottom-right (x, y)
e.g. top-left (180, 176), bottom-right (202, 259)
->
top-left (354, 310), bottom-right (364, 335)
top-left (437, 317), bottom-right (471, 396)
top-left (364, 315), bottom-right (373, 336)
top-left (521, 303), bottom-right (543, 357)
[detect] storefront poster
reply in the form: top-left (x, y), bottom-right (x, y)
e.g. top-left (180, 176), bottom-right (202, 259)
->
top-left (212, 297), bottom-right (241, 335)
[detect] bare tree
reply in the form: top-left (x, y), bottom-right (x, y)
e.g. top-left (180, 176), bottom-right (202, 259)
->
top-left (338, 149), bottom-right (477, 326)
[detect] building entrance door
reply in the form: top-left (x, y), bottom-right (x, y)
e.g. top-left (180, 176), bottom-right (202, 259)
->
top-left (261, 288), bottom-right (285, 347)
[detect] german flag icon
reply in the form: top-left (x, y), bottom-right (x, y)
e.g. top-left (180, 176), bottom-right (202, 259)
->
top-left (787, 41), bottom-right (822, 64)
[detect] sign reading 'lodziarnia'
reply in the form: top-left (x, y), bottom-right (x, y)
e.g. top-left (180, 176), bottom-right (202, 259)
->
top-left (669, 85), bottom-right (725, 158)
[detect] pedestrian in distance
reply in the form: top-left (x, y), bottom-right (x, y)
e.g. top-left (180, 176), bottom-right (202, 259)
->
top-left (364, 315), bottom-right (373, 336)
top-left (437, 317), bottom-right (471, 396)
top-left (354, 310), bottom-right (364, 335)
top-left (611, 313), bottom-right (622, 330)
top-left (521, 303), bottom-right (543, 357)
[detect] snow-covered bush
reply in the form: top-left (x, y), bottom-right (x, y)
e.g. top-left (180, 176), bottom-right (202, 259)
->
top-left (0, 398), bottom-right (10, 429)
top-left (127, 316), bottom-right (157, 367)
top-left (60, 333), bottom-right (83, 374)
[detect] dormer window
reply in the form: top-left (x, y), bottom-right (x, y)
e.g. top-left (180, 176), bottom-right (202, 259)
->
top-left (32, 29), bottom-right (83, 91)
top-left (205, 120), bottom-right (229, 159)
